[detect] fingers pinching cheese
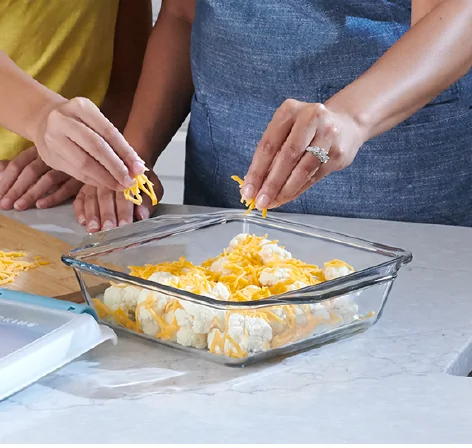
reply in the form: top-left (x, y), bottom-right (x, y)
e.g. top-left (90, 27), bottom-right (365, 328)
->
top-left (124, 172), bottom-right (158, 206)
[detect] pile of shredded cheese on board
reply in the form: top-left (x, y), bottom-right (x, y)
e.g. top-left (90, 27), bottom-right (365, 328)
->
top-left (0, 251), bottom-right (48, 286)
top-left (124, 172), bottom-right (158, 206)
top-left (231, 175), bottom-right (268, 218)
top-left (93, 234), bottom-right (364, 359)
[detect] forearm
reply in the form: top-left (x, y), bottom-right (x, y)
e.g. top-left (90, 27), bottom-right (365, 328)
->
top-left (124, 4), bottom-right (195, 166)
top-left (101, 0), bottom-right (153, 132)
top-left (101, 93), bottom-right (135, 133)
top-left (0, 51), bottom-right (64, 142)
top-left (326, 0), bottom-right (472, 140)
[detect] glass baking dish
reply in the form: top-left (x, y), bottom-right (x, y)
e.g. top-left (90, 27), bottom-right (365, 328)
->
top-left (62, 211), bottom-right (412, 366)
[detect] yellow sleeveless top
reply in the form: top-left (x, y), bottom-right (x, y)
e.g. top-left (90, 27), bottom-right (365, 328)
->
top-left (0, 0), bottom-right (119, 160)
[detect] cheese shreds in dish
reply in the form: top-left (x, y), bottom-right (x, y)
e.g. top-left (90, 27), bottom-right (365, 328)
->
top-left (124, 172), bottom-right (158, 206)
top-left (0, 251), bottom-right (48, 286)
top-left (95, 234), bottom-right (369, 359)
top-left (231, 175), bottom-right (268, 218)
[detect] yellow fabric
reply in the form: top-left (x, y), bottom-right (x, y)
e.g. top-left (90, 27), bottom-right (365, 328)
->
top-left (0, 0), bottom-right (119, 160)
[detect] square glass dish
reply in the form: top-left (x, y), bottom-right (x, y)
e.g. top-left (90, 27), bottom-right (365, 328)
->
top-left (62, 211), bottom-right (412, 366)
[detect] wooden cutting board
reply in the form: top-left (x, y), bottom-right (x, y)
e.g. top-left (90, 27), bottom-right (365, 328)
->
top-left (0, 214), bottom-right (84, 299)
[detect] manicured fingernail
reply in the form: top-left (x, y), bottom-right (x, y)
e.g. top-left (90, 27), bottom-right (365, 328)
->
top-left (133, 161), bottom-right (146, 174)
top-left (124, 175), bottom-right (135, 188)
top-left (78, 215), bottom-right (86, 225)
top-left (137, 209), bottom-right (150, 221)
top-left (14, 199), bottom-right (26, 211)
top-left (102, 220), bottom-right (114, 231)
top-left (118, 219), bottom-right (129, 227)
top-left (241, 184), bottom-right (255, 200)
top-left (87, 219), bottom-right (99, 232)
top-left (256, 194), bottom-right (270, 210)
top-left (36, 200), bottom-right (45, 209)
top-left (0, 198), bottom-right (13, 210)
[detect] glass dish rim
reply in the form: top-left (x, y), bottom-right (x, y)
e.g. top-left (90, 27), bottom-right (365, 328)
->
top-left (62, 210), bottom-right (413, 309)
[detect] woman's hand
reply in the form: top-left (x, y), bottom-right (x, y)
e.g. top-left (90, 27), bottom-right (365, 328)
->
top-left (0, 146), bottom-right (82, 210)
top-left (33, 97), bottom-right (146, 192)
top-left (242, 99), bottom-right (368, 210)
top-left (73, 170), bottom-right (163, 233)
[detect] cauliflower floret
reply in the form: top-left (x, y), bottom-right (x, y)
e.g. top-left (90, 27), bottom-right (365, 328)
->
top-left (209, 256), bottom-right (232, 276)
top-left (148, 271), bottom-right (178, 285)
top-left (293, 305), bottom-right (312, 327)
top-left (157, 308), bottom-right (179, 342)
top-left (176, 282), bottom-right (229, 335)
top-left (323, 260), bottom-right (354, 281)
top-left (134, 271), bottom-right (178, 336)
top-left (187, 280), bottom-right (230, 301)
top-left (228, 233), bottom-right (250, 250)
top-left (176, 325), bottom-right (208, 349)
top-left (259, 243), bottom-right (292, 264)
top-left (103, 285), bottom-right (141, 317)
top-left (310, 303), bottom-right (331, 322)
top-left (175, 307), bottom-right (191, 327)
top-left (136, 290), bottom-right (168, 337)
top-left (175, 277), bottom-right (230, 336)
top-left (306, 303), bottom-right (333, 334)
top-left (267, 307), bottom-right (289, 336)
top-left (209, 282), bottom-right (231, 301)
top-left (208, 313), bottom-right (272, 356)
top-left (285, 280), bottom-right (308, 292)
top-left (330, 295), bottom-right (359, 325)
top-left (177, 302), bottom-right (226, 335)
top-left (259, 267), bottom-right (292, 287)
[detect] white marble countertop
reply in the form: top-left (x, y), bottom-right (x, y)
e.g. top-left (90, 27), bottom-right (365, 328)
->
top-left (1, 204), bottom-right (472, 443)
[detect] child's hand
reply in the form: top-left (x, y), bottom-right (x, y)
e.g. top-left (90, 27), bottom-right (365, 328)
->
top-left (73, 171), bottom-right (163, 233)
top-left (33, 97), bottom-right (146, 191)
top-left (0, 147), bottom-right (82, 211)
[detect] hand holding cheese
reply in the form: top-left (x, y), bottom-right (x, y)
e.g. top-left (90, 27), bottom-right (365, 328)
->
top-left (33, 96), bottom-right (146, 191)
top-left (0, 50), bottom-right (146, 192)
top-left (74, 170), bottom-right (162, 233)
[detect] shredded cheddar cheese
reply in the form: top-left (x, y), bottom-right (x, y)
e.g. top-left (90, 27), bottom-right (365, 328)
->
top-left (231, 175), bottom-right (268, 218)
top-left (95, 233), bottom-right (366, 359)
top-left (124, 172), bottom-right (158, 206)
top-left (0, 251), bottom-right (48, 286)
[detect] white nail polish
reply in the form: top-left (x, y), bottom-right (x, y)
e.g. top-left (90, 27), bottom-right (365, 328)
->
top-left (87, 219), bottom-right (99, 231)
top-left (102, 220), bottom-right (114, 230)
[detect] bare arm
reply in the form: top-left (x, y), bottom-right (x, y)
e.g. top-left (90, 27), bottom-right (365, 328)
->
top-left (327, 0), bottom-right (472, 139)
top-left (123, 0), bottom-right (196, 166)
top-left (0, 51), bottom-right (64, 143)
top-left (73, 0), bottom-right (195, 231)
top-left (245, 0), bottom-right (472, 210)
top-left (101, 0), bottom-right (152, 132)
top-left (411, 0), bottom-right (444, 25)
top-left (0, 10), bottom-right (147, 191)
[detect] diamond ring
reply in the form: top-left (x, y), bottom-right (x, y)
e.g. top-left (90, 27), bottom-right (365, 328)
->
top-left (306, 146), bottom-right (330, 164)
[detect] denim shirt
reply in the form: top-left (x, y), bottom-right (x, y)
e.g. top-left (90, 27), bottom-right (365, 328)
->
top-left (185, 0), bottom-right (472, 226)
